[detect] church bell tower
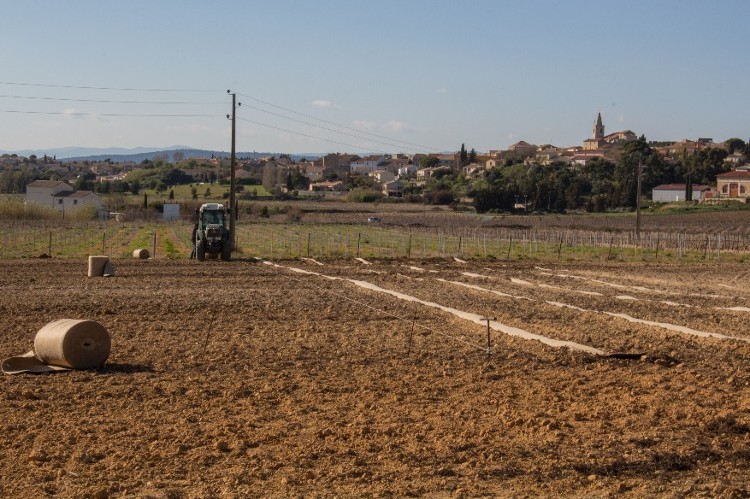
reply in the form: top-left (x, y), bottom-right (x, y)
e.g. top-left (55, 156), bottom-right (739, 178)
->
top-left (593, 112), bottom-right (604, 140)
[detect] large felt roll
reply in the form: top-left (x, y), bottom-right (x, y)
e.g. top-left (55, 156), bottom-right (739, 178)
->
top-left (88, 255), bottom-right (109, 277)
top-left (2, 319), bottom-right (111, 374)
top-left (35, 319), bottom-right (111, 369)
top-left (132, 248), bottom-right (150, 259)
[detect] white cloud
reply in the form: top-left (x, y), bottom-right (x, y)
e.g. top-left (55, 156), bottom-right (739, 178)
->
top-left (311, 100), bottom-right (335, 109)
top-left (383, 120), bottom-right (409, 133)
top-left (353, 120), bottom-right (377, 131)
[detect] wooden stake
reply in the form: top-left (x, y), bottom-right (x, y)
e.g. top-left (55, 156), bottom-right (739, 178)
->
top-left (480, 317), bottom-right (495, 356)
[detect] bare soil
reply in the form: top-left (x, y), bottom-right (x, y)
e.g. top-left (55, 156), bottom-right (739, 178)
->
top-left (1, 257), bottom-right (749, 498)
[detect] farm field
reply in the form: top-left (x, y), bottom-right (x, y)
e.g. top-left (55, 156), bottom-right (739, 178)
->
top-left (1, 257), bottom-right (749, 497)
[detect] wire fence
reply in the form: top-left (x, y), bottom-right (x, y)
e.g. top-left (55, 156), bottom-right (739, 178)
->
top-left (237, 224), bottom-right (750, 261)
top-left (4, 220), bottom-right (750, 262)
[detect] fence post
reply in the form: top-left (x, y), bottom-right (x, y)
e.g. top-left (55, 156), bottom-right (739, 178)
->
top-left (507, 236), bottom-right (512, 261)
top-left (357, 232), bottom-right (361, 258)
top-left (717, 233), bottom-right (721, 259)
top-left (153, 231), bottom-right (157, 259)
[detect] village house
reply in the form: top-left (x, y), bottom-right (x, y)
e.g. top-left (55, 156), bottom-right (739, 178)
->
top-left (715, 170), bottom-right (750, 201)
top-left (308, 180), bottom-right (345, 193)
top-left (25, 179), bottom-right (103, 212)
top-left (370, 169), bottom-right (395, 183)
top-left (397, 163), bottom-right (418, 177)
top-left (382, 157), bottom-right (410, 173)
top-left (382, 180), bottom-right (405, 197)
top-left (654, 138), bottom-right (724, 158)
top-left (435, 154), bottom-right (456, 168)
top-left (302, 163), bottom-right (325, 182)
top-left (350, 155), bottom-right (386, 175)
top-left (725, 151), bottom-right (747, 165)
top-left (26, 180), bottom-right (74, 207)
top-left (507, 141), bottom-right (537, 156)
top-left (571, 150), bottom-right (605, 166)
top-left (463, 163), bottom-right (484, 176)
top-left (535, 147), bottom-right (560, 165)
top-left (416, 166), bottom-right (452, 181)
top-left (485, 158), bottom-right (502, 169)
top-left (318, 153), bottom-right (360, 178)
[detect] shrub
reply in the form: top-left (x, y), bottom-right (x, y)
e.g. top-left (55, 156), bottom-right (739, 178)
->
top-left (347, 189), bottom-right (384, 203)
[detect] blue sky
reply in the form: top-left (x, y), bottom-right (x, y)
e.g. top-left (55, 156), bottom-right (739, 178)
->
top-left (2, 0), bottom-right (749, 155)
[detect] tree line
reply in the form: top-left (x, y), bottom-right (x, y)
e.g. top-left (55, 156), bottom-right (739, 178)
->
top-left (466, 137), bottom-right (732, 213)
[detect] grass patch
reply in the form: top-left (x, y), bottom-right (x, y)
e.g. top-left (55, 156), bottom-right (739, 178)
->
top-left (647, 201), bottom-right (750, 215)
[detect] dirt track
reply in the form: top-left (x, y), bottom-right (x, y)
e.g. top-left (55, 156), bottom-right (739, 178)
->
top-left (1, 257), bottom-right (749, 497)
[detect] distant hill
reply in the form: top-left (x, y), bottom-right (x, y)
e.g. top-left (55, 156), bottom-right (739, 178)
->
top-left (0, 146), bottom-right (319, 162)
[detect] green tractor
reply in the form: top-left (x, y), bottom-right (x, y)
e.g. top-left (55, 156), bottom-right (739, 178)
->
top-left (195, 203), bottom-right (231, 261)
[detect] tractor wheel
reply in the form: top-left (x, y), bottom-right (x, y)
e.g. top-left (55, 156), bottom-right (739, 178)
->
top-left (221, 243), bottom-right (231, 261)
top-left (196, 240), bottom-right (206, 261)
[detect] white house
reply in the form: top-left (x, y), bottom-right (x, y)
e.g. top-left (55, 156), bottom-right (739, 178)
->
top-left (26, 180), bottom-right (73, 208)
top-left (463, 163), bottom-right (484, 176)
top-left (371, 170), bottom-right (395, 183)
top-left (726, 151), bottom-right (747, 165)
top-left (26, 180), bottom-right (102, 212)
top-left (397, 164), bottom-right (418, 177)
top-left (350, 155), bottom-right (385, 175)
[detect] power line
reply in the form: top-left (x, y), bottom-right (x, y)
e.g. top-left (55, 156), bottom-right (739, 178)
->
top-left (0, 94), bottom-right (222, 105)
top-left (237, 116), bottom-right (390, 154)
top-left (0, 109), bottom-right (219, 118)
top-left (240, 102), bottom-right (428, 152)
top-left (0, 81), bottom-right (219, 93)
top-left (237, 91), bottom-right (440, 152)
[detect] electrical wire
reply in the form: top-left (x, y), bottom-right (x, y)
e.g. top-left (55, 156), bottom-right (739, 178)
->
top-left (0, 81), bottom-right (219, 93)
top-left (0, 94), bottom-right (222, 105)
top-left (0, 109), bottom-right (220, 117)
top-left (240, 102), bottom-right (432, 152)
top-left (237, 91), bottom-right (441, 152)
top-left (237, 116), bottom-right (391, 155)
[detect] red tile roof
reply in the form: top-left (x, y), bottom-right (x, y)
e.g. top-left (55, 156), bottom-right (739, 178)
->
top-left (716, 170), bottom-right (750, 179)
top-left (28, 180), bottom-right (68, 188)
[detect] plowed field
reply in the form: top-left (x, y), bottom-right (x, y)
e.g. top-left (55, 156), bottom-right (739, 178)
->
top-left (1, 257), bottom-right (749, 497)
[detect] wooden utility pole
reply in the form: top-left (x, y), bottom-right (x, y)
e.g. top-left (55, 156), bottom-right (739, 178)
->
top-left (227, 90), bottom-right (238, 252)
